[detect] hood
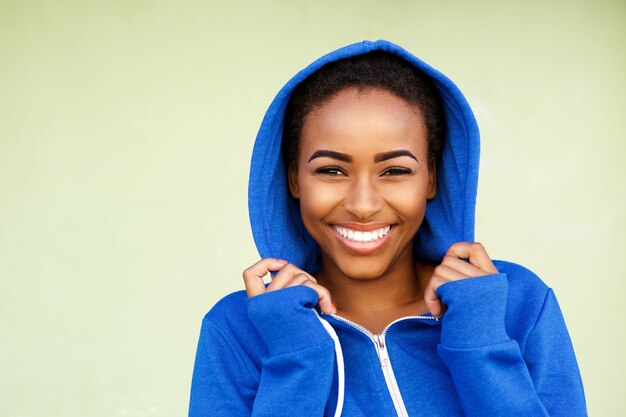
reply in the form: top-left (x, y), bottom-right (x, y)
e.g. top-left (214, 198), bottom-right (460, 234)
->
top-left (248, 40), bottom-right (480, 273)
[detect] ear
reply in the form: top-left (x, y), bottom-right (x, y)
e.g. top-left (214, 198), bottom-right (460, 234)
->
top-left (427, 161), bottom-right (437, 200)
top-left (287, 165), bottom-right (300, 199)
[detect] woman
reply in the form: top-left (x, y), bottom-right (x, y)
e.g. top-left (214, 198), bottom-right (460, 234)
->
top-left (189, 40), bottom-right (587, 416)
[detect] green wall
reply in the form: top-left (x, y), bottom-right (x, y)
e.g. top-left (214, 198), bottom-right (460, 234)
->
top-left (1, 1), bottom-right (624, 415)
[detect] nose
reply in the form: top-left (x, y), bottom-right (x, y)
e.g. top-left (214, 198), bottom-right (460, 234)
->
top-left (342, 177), bottom-right (383, 221)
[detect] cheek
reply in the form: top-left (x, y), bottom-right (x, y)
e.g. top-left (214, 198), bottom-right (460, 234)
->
top-left (297, 182), bottom-right (340, 232)
top-left (383, 182), bottom-right (429, 224)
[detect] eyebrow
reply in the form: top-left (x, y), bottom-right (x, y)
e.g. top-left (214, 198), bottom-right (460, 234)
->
top-left (307, 150), bottom-right (352, 163)
top-left (373, 149), bottom-right (418, 163)
top-left (306, 148), bottom-right (418, 164)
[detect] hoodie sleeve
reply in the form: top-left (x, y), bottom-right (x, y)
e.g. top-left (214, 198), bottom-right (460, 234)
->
top-left (189, 286), bottom-right (336, 417)
top-left (189, 317), bottom-right (257, 416)
top-left (435, 274), bottom-right (587, 417)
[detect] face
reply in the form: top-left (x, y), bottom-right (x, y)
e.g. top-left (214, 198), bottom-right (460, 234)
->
top-left (288, 87), bottom-right (437, 281)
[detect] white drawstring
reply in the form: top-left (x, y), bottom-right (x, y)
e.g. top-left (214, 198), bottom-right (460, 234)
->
top-left (313, 309), bottom-right (345, 417)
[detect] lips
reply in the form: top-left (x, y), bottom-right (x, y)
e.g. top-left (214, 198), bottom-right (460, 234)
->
top-left (330, 224), bottom-right (394, 254)
top-left (333, 225), bottom-right (391, 242)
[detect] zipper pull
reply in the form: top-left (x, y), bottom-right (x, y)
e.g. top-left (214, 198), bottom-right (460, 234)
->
top-left (376, 334), bottom-right (385, 350)
top-left (375, 334), bottom-right (389, 366)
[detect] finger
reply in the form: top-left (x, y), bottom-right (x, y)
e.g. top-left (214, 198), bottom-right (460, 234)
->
top-left (424, 277), bottom-right (445, 317)
top-left (284, 273), bottom-right (313, 288)
top-left (426, 262), bottom-right (481, 315)
top-left (267, 263), bottom-right (316, 292)
top-left (440, 255), bottom-right (487, 278)
top-left (445, 242), bottom-right (498, 273)
top-left (433, 263), bottom-right (469, 282)
top-left (243, 258), bottom-right (288, 298)
top-left (302, 281), bottom-right (335, 315)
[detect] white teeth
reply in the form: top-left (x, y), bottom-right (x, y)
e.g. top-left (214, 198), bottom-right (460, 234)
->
top-left (333, 225), bottom-right (391, 242)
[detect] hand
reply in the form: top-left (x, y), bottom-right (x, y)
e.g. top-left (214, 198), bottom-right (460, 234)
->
top-left (243, 258), bottom-right (336, 315)
top-left (424, 242), bottom-right (499, 317)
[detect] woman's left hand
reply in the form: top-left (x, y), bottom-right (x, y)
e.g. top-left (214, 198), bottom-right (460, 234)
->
top-left (424, 242), bottom-right (499, 317)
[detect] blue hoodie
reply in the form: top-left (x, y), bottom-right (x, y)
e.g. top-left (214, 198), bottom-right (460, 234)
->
top-left (189, 40), bottom-right (587, 417)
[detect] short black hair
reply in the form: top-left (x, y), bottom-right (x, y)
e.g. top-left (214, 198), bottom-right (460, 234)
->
top-left (282, 51), bottom-right (446, 169)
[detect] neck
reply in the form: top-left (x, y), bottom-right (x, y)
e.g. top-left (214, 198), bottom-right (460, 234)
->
top-left (315, 251), bottom-right (433, 315)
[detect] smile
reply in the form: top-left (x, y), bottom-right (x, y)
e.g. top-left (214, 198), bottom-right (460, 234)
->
top-left (332, 225), bottom-right (392, 242)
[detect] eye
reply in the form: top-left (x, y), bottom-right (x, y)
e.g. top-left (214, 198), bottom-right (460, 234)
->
top-left (315, 166), bottom-right (346, 176)
top-left (381, 166), bottom-right (413, 176)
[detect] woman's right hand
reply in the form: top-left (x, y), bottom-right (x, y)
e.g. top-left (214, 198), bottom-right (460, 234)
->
top-left (243, 258), bottom-right (336, 315)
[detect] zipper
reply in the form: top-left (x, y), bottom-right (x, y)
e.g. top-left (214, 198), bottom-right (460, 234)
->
top-left (331, 314), bottom-right (438, 416)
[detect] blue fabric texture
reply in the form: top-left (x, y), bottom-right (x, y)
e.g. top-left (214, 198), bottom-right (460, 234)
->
top-left (189, 40), bottom-right (587, 416)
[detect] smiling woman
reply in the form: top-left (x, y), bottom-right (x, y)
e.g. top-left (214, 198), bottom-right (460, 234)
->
top-left (189, 40), bottom-right (588, 417)
top-left (289, 88), bottom-right (436, 289)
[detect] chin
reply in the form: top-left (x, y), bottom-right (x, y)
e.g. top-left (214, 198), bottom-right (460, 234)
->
top-left (333, 256), bottom-right (394, 281)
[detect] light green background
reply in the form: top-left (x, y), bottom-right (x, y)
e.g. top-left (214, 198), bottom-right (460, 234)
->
top-left (1, 0), bottom-right (624, 416)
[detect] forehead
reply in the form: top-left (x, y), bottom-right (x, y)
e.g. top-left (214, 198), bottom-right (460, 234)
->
top-left (299, 88), bottom-right (428, 156)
